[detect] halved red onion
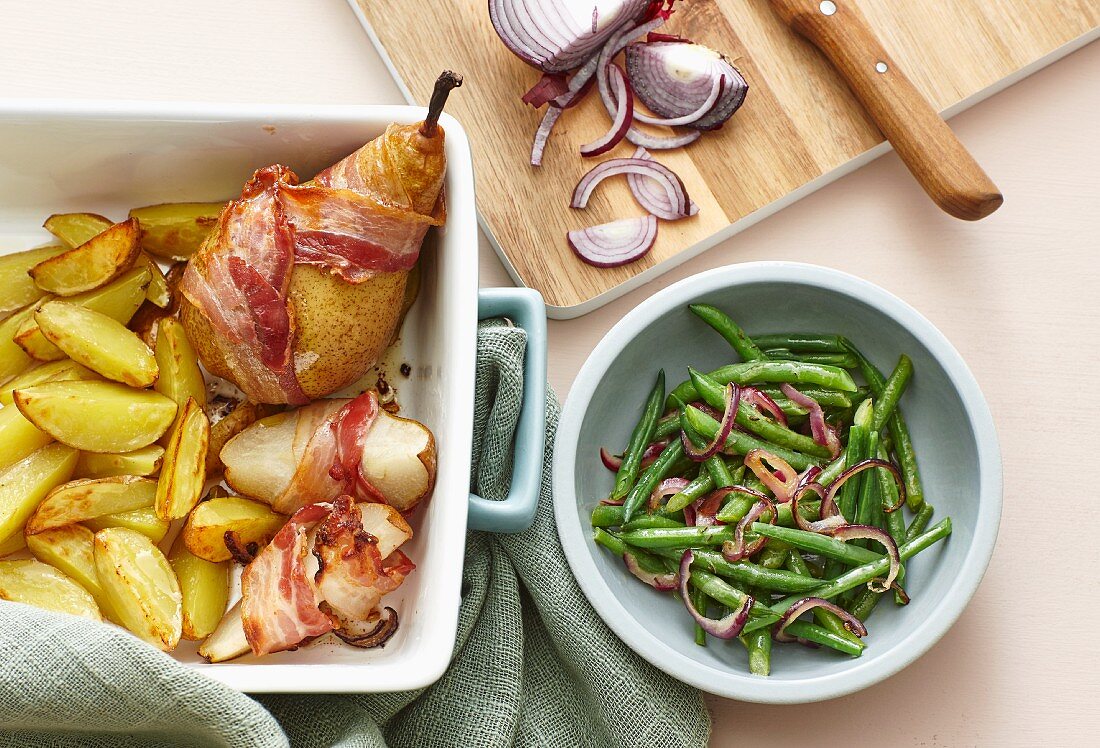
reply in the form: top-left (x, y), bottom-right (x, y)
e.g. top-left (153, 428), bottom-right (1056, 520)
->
top-left (624, 40), bottom-right (748, 130)
top-left (531, 105), bottom-right (564, 166)
top-left (681, 383), bottom-right (739, 461)
top-left (572, 157), bottom-right (690, 215)
top-left (774, 598), bottom-right (866, 643)
top-left (832, 524), bottom-right (902, 592)
top-left (721, 496), bottom-right (776, 562)
top-left (600, 446), bottom-right (622, 471)
top-left (781, 384), bottom-right (841, 458)
top-left (632, 74), bottom-right (724, 127)
top-left (791, 481), bottom-right (848, 534)
top-left (741, 386), bottom-right (788, 427)
top-left (580, 63), bottom-right (633, 157)
top-left (626, 147), bottom-right (699, 220)
top-left (679, 550), bottom-right (752, 639)
top-left (624, 551), bottom-right (678, 590)
top-left (648, 476), bottom-right (690, 512)
top-left (567, 214), bottom-right (658, 268)
top-left (490, 0), bottom-right (655, 75)
top-left (744, 448), bottom-right (799, 502)
top-left (823, 458), bottom-right (907, 514)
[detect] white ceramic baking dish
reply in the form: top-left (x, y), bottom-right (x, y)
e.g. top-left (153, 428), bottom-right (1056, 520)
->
top-left (0, 101), bottom-right (508, 693)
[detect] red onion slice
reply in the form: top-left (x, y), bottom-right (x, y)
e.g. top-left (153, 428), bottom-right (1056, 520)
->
top-left (624, 552), bottom-right (679, 591)
top-left (832, 524), bottom-right (902, 592)
top-left (625, 128), bottom-right (702, 150)
top-left (774, 598), bottom-right (866, 643)
top-left (568, 214), bottom-right (658, 268)
top-left (744, 448), bottom-right (799, 502)
top-left (580, 63), bottom-right (634, 157)
top-left (792, 481), bottom-right (848, 534)
top-left (600, 447), bottom-right (622, 471)
top-left (334, 606), bottom-right (400, 649)
top-left (648, 476), bottom-right (691, 512)
top-left (781, 384), bottom-right (841, 458)
top-left (626, 147), bottom-right (699, 220)
top-left (572, 157), bottom-right (690, 215)
top-left (681, 383), bottom-right (739, 461)
top-left (741, 386), bottom-right (788, 427)
top-left (823, 458), bottom-right (907, 514)
top-left (640, 440), bottom-right (666, 469)
top-left (721, 496), bottom-right (776, 562)
top-left (531, 105), bottom-right (564, 166)
top-left (679, 550), bottom-right (752, 639)
top-left (689, 487), bottom-right (730, 527)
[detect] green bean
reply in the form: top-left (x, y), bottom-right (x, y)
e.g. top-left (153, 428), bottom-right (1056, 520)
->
top-left (689, 368), bottom-right (832, 458)
top-left (870, 355), bottom-right (913, 433)
top-left (691, 584), bottom-right (709, 646)
top-left (688, 304), bottom-right (767, 362)
top-left (847, 344), bottom-right (924, 510)
top-left (621, 515), bottom-right (685, 531)
top-left (620, 525), bottom-right (733, 549)
top-left (716, 497), bottom-right (821, 526)
top-left (837, 399), bottom-right (873, 522)
top-left (906, 503), bottom-right (935, 541)
top-left (705, 453), bottom-right (736, 488)
top-left (728, 461), bottom-right (746, 485)
top-left (751, 333), bottom-right (848, 353)
top-left (818, 453), bottom-right (846, 486)
top-left (622, 439), bottom-right (686, 522)
top-left (750, 523), bottom-right (883, 566)
top-left (759, 385), bottom-right (854, 410)
top-left (848, 586), bottom-right (884, 621)
top-left (683, 406), bottom-right (823, 471)
top-left (877, 443), bottom-right (908, 604)
top-left (654, 413), bottom-right (680, 441)
top-left (592, 528), bottom-right (627, 556)
top-left (743, 626), bottom-right (772, 675)
top-left (668, 361), bottom-right (859, 408)
top-left (786, 550), bottom-right (865, 649)
top-left (762, 349), bottom-right (861, 369)
top-left (757, 542), bottom-right (790, 569)
top-left (854, 431), bottom-right (881, 533)
top-left (651, 547), bottom-right (823, 594)
top-left (611, 370), bottom-right (666, 501)
top-left (590, 504), bottom-right (624, 528)
top-left (665, 472), bottom-right (715, 514)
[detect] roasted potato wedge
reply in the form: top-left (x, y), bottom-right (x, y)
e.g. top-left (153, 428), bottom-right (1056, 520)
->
top-left (42, 212), bottom-right (112, 248)
top-left (199, 601), bottom-right (249, 662)
top-left (13, 266), bottom-right (152, 362)
top-left (0, 359), bottom-right (99, 406)
top-left (75, 445), bottom-right (164, 479)
top-left (129, 202), bottom-right (224, 261)
top-left (14, 380), bottom-right (176, 453)
top-left (182, 495), bottom-right (286, 563)
top-left (0, 443), bottom-right (78, 546)
top-left (0, 245), bottom-right (67, 315)
top-left (0, 528), bottom-right (25, 557)
top-left (129, 262), bottom-right (185, 348)
top-left (0, 558), bottom-right (102, 621)
top-left (139, 254), bottom-right (171, 308)
top-left (0, 402), bottom-right (53, 472)
top-left (30, 218), bottom-right (141, 296)
top-left (0, 305), bottom-right (37, 384)
top-left (168, 534), bottom-right (229, 640)
top-left (155, 398), bottom-right (209, 521)
top-left (25, 524), bottom-right (118, 622)
top-left (153, 317), bottom-right (206, 440)
top-left (84, 506), bottom-right (170, 543)
top-left (34, 301), bottom-right (159, 387)
top-left (26, 475), bottom-right (157, 535)
top-left (94, 527), bottom-right (181, 650)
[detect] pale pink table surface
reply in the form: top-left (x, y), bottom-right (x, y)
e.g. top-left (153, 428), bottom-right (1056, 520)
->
top-left (2, 2), bottom-right (1098, 745)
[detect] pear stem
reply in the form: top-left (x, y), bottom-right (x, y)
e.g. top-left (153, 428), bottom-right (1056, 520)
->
top-left (420, 71), bottom-right (463, 137)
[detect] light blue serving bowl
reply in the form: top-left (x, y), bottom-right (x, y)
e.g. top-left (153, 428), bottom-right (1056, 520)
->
top-left (553, 262), bottom-right (1001, 703)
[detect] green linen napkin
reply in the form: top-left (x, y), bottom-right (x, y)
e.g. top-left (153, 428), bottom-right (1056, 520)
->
top-left (0, 319), bottom-right (711, 748)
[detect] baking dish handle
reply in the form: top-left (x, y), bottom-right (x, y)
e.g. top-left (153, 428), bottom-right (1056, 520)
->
top-left (468, 287), bottom-right (547, 533)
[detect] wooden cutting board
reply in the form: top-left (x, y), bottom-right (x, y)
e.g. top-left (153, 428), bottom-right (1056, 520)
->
top-left (351, 0), bottom-right (1099, 317)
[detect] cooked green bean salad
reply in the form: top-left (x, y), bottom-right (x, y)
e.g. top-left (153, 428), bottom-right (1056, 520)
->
top-left (591, 303), bottom-right (951, 675)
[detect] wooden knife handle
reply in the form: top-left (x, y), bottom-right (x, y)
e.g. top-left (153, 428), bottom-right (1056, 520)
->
top-left (770, 0), bottom-right (1002, 220)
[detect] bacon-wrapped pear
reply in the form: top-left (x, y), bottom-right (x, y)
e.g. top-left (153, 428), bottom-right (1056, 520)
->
top-left (219, 390), bottom-right (436, 515)
top-left (180, 72), bottom-right (462, 404)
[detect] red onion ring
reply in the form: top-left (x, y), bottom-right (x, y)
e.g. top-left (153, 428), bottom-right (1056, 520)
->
top-left (567, 214), bottom-right (658, 268)
top-left (832, 524), bottom-right (902, 591)
top-left (689, 488), bottom-right (729, 527)
top-left (624, 551), bottom-right (678, 591)
top-left (626, 146), bottom-right (700, 220)
top-left (580, 63), bottom-right (634, 157)
top-left (721, 496), bottom-right (776, 562)
top-left (744, 448), bottom-right (799, 502)
top-left (531, 104), bottom-right (563, 166)
top-left (781, 384), bottom-right (841, 458)
top-left (571, 156), bottom-right (690, 215)
top-left (625, 128), bottom-right (702, 150)
top-left (823, 458), bottom-right (907, 514)
top-left (741, 386), bottom-right (788, 427)
top-left (774, 598), bottom-right (866, 643)
top-left (791, 481), bottom-right (848, 534)
top-left (681, 383), bottom-right (739, 461)
top-left (640, 440), bottom-right (667, 469)
top-left (334, 607), bottom-right (400, 649)
top-left (600, 447), bottom-right (622, 471)
top-left (678, 550), bottom-right (752, 639)
top-left (648, 476), bottom-right (690, 512)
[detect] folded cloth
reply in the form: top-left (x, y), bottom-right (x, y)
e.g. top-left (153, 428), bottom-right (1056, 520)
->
top-left (0, 319), bottom-right (711, 748)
